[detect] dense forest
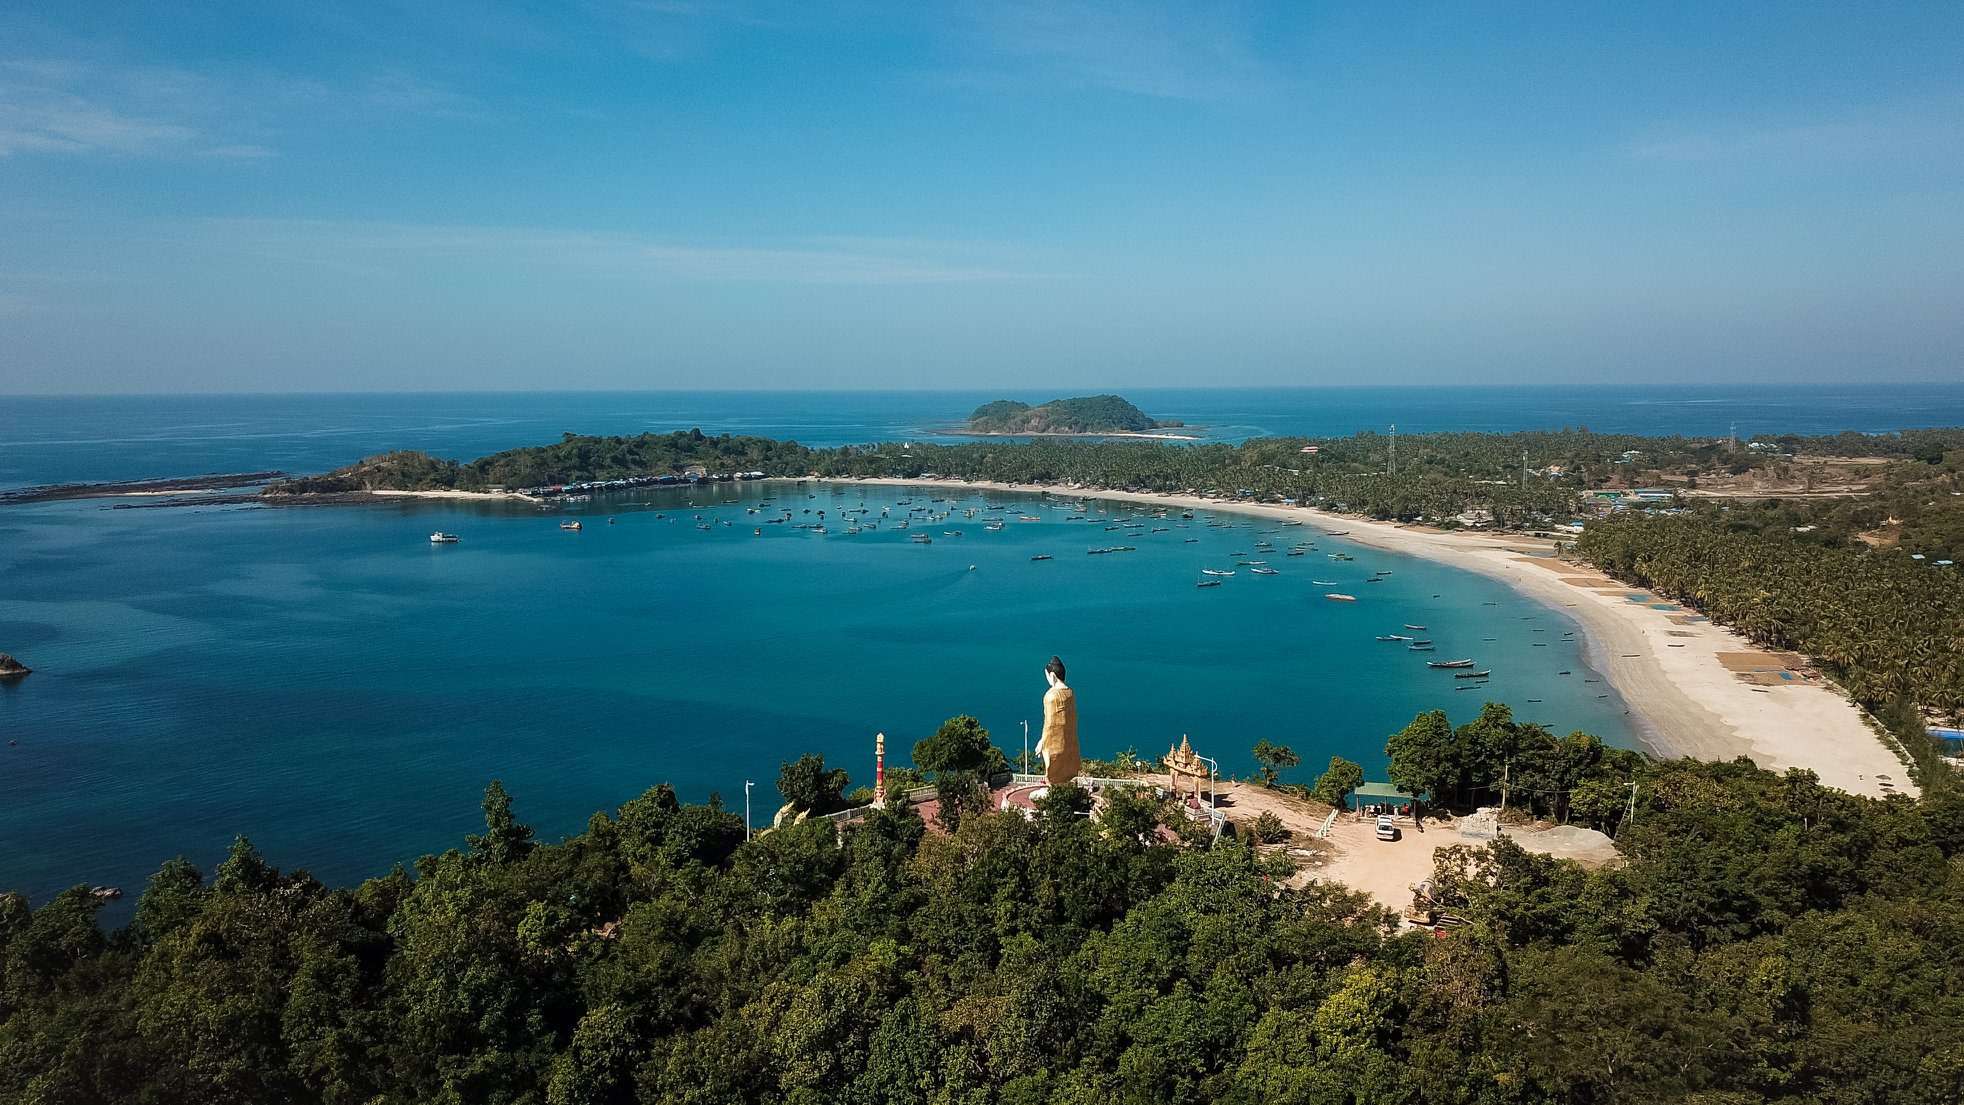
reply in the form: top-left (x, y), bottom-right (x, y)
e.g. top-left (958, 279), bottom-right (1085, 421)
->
top-left (4, 700), bottom-right (1962, 1104)
top-left (270, 425), bottom-right (1963, 538)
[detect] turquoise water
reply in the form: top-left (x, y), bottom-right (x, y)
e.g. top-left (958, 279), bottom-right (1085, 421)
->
top-left (15, 381), bottom-right (1952, 906)
top-left (1, 482), bottom-right (1630, 906)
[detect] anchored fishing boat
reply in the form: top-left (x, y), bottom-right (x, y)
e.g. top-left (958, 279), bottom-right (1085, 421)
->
top-left (429, 531), bottom-right (460, 544)
top-left (1428, 659), bottom-right (1477, 669)
top-left (1324, 593), bottom-right (1357, 602)
top-left (1455, 670), bottom-right (1492, 679)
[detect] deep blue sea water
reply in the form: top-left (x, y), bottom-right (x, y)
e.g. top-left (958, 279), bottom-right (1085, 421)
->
top-left (2, 386), bottom-right (1957, 911)
top-left (5, 384), bottom-right (1964, 490)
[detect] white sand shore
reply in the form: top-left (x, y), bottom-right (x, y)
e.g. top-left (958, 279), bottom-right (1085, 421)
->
top-left (941, 430), bottom-right (1203, 442)
top-left (809, 476), bottom-right (1909, 798)
top-left (368, 489), bottom-right (540, 503)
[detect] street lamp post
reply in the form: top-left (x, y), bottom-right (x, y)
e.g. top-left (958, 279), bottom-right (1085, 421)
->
top-left (744, 780), bottom-right (753, 841)
top-left (1022, 719), bottom-right (1030, 775)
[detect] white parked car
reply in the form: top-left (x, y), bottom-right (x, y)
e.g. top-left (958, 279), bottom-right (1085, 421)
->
top-left (1375, 816), bottom-right (1400, 841)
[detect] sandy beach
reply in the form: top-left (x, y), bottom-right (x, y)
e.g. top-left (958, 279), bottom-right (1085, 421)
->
top-left (368, 488), bottom-right (541, 503)
top-left (811, 476), bottom-right (1909, 798)
top-left (938, 429), bottom-right (1203, 442)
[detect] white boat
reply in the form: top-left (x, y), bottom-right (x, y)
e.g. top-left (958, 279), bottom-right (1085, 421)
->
top-left (1249, 567), bottom-right (1280, 575)
top-left (429, 531), bottom-right (460, 544)
top-left (559, 520), bottom-right (582, 531)
top-left (1324, 593), bottom-right (1357, 602)
top-left (1201, 568), bottom-right (1235, 577)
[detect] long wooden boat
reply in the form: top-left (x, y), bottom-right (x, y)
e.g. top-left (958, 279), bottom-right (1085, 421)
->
top-left (1428, 659), bottom-right (1477, 669)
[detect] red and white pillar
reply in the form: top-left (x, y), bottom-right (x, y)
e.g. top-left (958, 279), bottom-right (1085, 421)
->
top-left (874, 731), bottom-right (886, 803)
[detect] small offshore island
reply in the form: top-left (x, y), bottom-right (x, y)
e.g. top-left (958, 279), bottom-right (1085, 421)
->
top-left (952, 393), bottom-right (1194, 439)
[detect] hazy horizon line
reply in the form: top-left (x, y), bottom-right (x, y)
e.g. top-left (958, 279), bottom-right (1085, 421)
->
top-left (7, 380), bottom-right (1963, 400)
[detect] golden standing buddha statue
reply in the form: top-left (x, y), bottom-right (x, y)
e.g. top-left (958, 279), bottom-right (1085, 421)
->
top-left (1039, 655), bottom-right (1081, 788)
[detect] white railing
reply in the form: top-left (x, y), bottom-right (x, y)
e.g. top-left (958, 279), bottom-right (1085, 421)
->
top-left (810, 772), bottom-right (1225, 837)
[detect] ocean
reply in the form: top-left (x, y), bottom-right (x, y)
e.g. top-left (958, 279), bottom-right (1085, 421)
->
top-left (5, 384), bottom-right (1963, 490)
top-left (1, 386), bottom-right (1955, 910)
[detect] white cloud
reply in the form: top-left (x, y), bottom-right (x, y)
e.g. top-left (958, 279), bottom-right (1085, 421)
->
top-left (1626, 102), bottom-right (1964, 163)
top-left (192, 218), bottom-right (1068, 285)
top-left (947, 0), bottom-right (1279, 102)
top-left (0, 90), bottom-right (196, 156)
top-left (0, 57), bottom-right (481, 160)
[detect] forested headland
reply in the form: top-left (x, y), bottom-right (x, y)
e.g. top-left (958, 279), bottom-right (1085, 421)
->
top-left (5, 699), bottom-right (1963, 1104)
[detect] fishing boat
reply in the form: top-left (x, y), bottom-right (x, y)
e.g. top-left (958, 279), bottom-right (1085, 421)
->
top-left (1196, 579), bottom-right (1222, 589)
top-left (1324, 593), bottom-right (1357, 602)
top-left (1311, 579), bottom-right (1339, 585)
top-left (1326, 530), bottom-right (1350, 536)
top-left (1030, 554), bottom-right (1053, 561)
top-left (1018, 515), bottom-right (1041, 522)
top-left (429, 531), bottom-right (460, 544)
top-left (1087, 545), bottom-right (1137, 555)
top-left (1455, 670), bottom-right (1492, 679)
top-left (1201, 568), bottom-right (1235, 577)
top-left (1374, 634), bottom-right (1410, 642)
top-left (1428, 659), bottom-right (1477, 669)
top-left (1287, 550), bottom-right (1306, 557)
top-left (559, 520), bottom-right (582, 531)
top-left (1404, 624), bottom-right (1427, 630)
top-left (1249, 567), bottom-right (1280, 576)
top-left (910, 533), bottom-right (933, 543)
top-left (1408, 643), bottom-right (1436, 651)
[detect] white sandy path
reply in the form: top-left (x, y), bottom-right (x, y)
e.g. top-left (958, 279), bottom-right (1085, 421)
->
top-left (810, 477), bottom-right (1909, 798)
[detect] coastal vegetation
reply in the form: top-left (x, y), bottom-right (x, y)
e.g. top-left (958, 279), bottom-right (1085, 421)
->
top-left (1579, 513), bottom-right (1964, 725)
top-left (962, 395), bottom-right (1174, 435)
top-left (268, 431), bottom-right (810, 495)
top-left (4, 702), bottom-right (1963, 1103)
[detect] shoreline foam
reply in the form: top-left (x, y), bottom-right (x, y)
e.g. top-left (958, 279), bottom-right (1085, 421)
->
top-left (801, 476), bottom-right (1908, 797)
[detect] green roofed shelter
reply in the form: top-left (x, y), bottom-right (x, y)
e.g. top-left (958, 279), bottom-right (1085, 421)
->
top-left (1353, 782), bottom-right (1415, 803)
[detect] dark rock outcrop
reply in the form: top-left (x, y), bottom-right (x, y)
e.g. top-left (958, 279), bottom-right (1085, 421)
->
top-left (0, 654), bottom-right (31, 679)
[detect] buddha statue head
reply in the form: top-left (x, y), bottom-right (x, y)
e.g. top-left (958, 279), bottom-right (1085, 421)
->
top-left (1045, 655), bottom-right (1067, 688)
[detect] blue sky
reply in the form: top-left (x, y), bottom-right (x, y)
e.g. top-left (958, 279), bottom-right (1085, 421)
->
top-left (2, 2), bottom-right (1960, 393)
